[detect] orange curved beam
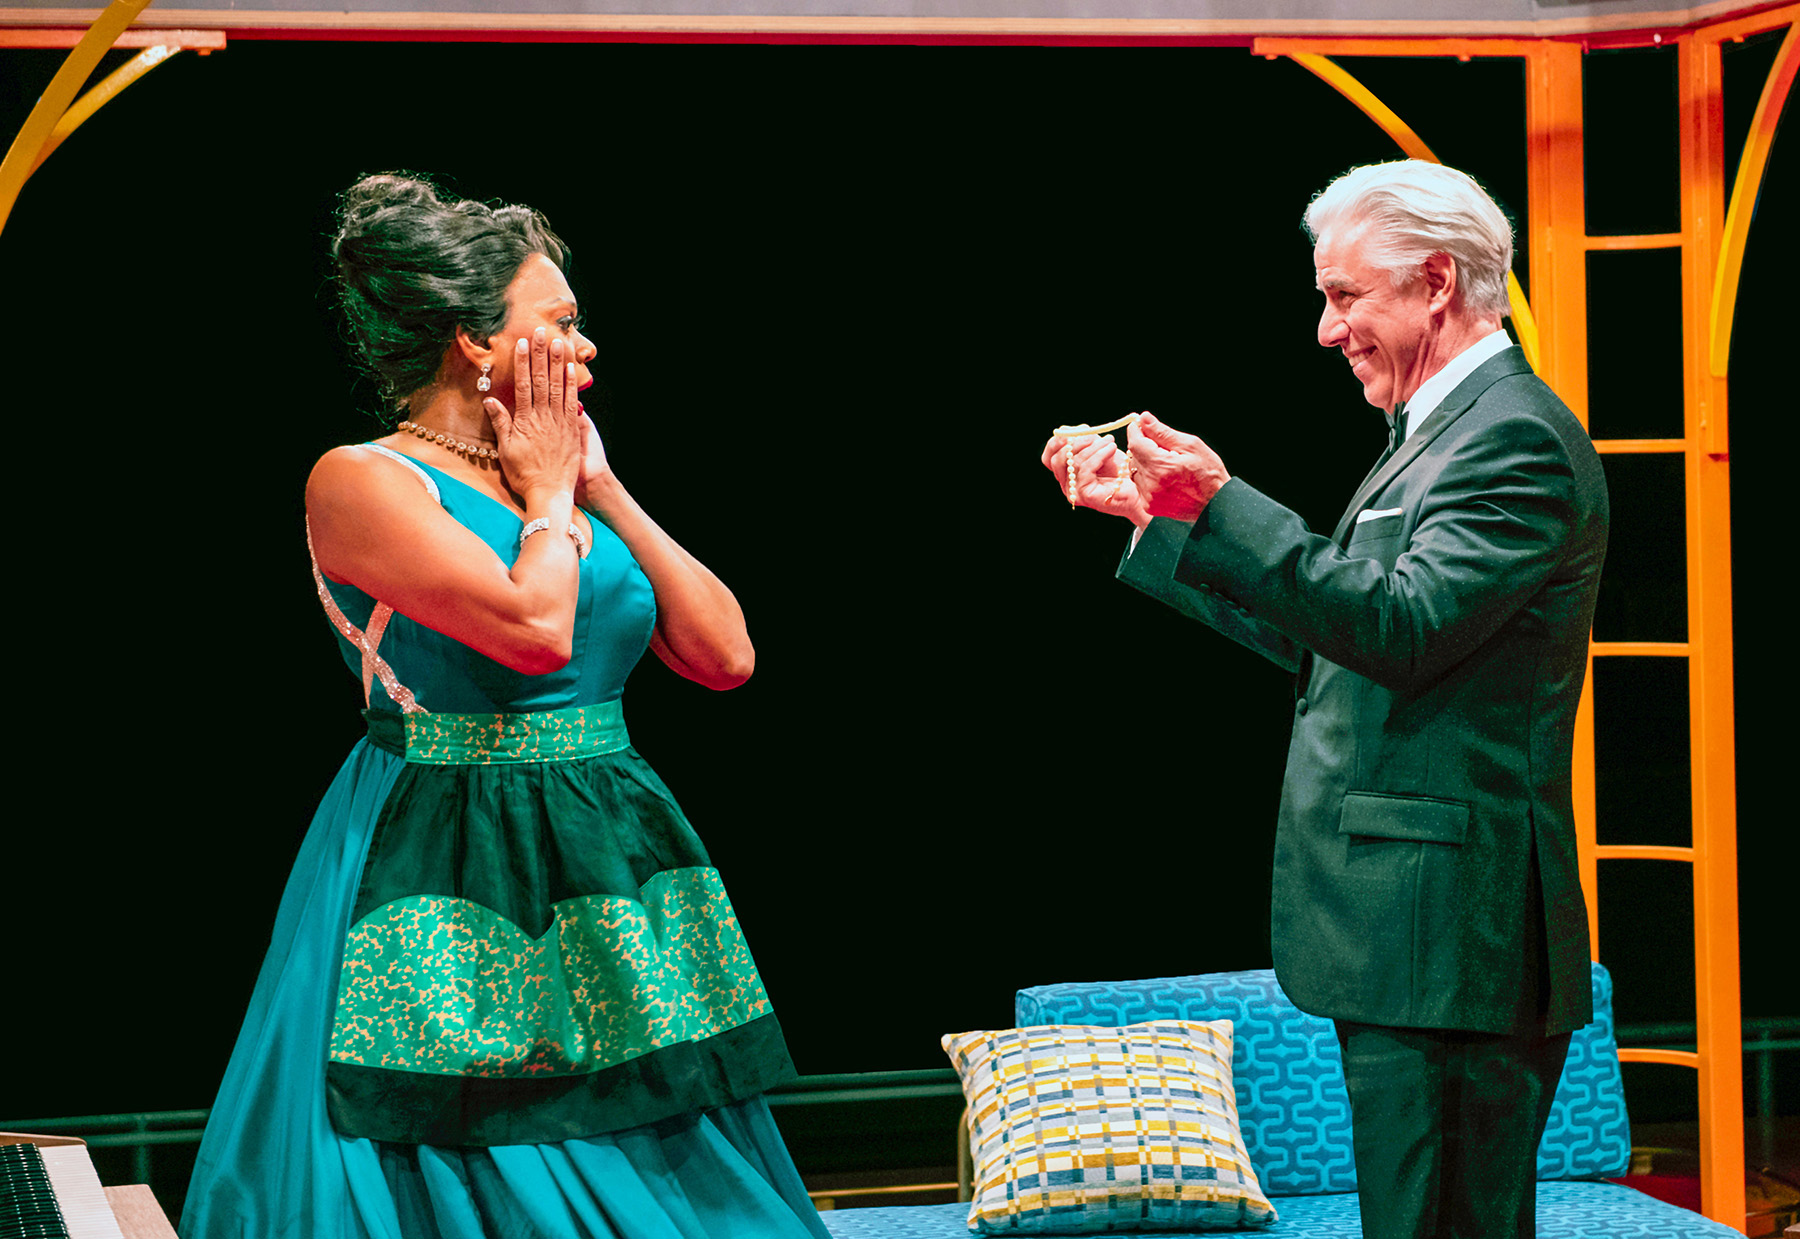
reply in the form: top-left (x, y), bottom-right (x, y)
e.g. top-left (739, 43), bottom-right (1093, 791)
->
top-left (1288, 51), bottom-right (1438, 159)
top-left (1286, 51), bottom-right (1542, 371)
top-left (28, 45), bottom-right (183, 178)
top-left (1709, 18), bottom-right (1797, 378)
top-left (0, 0), bottom-right (156, 235)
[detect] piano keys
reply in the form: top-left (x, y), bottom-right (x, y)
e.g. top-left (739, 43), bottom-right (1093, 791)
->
top-left (0, 1135), bottom-right (125, 1239)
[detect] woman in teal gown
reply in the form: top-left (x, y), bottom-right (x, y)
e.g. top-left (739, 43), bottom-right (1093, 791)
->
top-left (180, 174), bottom-right (828, 1239)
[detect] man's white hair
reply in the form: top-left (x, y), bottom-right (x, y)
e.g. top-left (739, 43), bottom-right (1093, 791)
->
top-left (1304, 160), bottom-right (1514, 319)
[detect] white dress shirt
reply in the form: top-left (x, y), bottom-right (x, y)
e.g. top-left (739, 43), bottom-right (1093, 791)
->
top-left (1397, 328), bottom-right (1513, 443)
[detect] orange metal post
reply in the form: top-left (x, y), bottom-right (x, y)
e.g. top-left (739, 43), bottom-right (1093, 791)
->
top-left (1253, 31), bottom-right (1758, 1229)
top-left (1677, 22), bottom-right (1749, 1230)
top-left (1517, 39), bottom-right (1603, 954)
top-left (1521, 41), bottom-right (1589, 420)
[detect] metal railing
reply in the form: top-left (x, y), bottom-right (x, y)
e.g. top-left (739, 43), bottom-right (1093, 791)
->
top-left (4, 1033), bottom-right (1792, 1197)
top-left (0, 1109), bottom-right (208, 1188)
top-left (0, 1069), bottom-right (967, 1206)
top-left (1616, 1015), bottom-right (1800, 1170)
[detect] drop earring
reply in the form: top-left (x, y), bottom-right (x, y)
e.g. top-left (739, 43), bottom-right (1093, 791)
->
top-left (476, 363), bottom-right (493, 393)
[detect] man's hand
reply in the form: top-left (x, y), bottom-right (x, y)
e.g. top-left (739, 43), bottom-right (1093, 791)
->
top-left (1040, 431), bottom-right (1149, 527)
top-left (1127, 412), bottom-right (1230, 522)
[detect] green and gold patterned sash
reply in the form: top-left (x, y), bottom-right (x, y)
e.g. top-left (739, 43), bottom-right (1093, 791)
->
top-left (364, 699), bottom-right (631, 764)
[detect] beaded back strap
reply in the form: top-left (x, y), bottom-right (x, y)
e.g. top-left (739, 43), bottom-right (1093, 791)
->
top-left (304, 444), bottom-right (440, 715)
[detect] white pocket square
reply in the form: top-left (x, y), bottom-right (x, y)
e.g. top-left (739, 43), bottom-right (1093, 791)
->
top-left (1356, 507), bottom-right (1404, 524)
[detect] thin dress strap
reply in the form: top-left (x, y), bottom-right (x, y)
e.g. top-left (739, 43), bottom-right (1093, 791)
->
top-left (359, 442), bottom-right (442, 504)
top-left (304, 444), bottom-right (439, 715)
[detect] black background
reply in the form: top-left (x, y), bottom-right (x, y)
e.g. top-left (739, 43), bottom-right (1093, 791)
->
top-left (0, 35), bottom-right (1790, 1132)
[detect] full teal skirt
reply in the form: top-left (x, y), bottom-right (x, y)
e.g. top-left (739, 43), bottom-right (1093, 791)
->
top-left (180, 739), bottom-right (828, 1239)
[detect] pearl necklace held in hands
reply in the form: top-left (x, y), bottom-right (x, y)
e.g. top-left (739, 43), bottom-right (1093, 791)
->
top-left (1055, 413), bottom-right (1140, 507)
top-left (397, 420), bottom-right (500, 462)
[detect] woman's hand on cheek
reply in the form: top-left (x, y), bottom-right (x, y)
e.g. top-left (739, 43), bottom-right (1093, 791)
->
top-left (485, 329), bottom-right (582, 501)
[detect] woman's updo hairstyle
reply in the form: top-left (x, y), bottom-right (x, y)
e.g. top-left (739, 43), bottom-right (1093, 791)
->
top-left (332, 173), bottom-right (569, 408)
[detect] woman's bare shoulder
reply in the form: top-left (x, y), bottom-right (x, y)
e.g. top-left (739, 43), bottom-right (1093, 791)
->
top-left (307, 441), bottom-right (437, 514)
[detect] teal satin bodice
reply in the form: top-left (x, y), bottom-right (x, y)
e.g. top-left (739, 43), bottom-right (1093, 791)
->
top-left (317, 449), bottom-right (657, 714)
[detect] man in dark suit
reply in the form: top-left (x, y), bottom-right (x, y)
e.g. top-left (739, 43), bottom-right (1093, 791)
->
top-left (1047, 160), bottom-right (1608, 1239)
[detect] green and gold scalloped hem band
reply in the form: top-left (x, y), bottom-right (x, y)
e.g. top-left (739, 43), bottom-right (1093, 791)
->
top-left (364, 700), bottom-right (630, 764)
top-left (328, 866), bottom-right (771, 1079)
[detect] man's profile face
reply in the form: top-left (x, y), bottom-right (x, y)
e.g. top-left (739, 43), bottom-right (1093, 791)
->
top-left (1313, 220), bottom-right (1435, 413)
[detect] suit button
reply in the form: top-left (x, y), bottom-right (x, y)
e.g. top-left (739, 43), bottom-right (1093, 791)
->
top-left (1296, 697), bottom-right (1309, 716)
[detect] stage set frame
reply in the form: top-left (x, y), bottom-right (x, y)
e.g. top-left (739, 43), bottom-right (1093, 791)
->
top-left (2, 0), bottom-right (1792, 1229)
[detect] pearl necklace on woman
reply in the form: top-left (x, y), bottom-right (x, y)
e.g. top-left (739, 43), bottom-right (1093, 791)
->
top-left (396, 420), bottom-right (501, 461)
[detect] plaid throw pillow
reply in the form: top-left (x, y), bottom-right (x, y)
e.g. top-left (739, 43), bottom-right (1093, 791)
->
top-left (941, 1020), bottom-right (1277, 1234)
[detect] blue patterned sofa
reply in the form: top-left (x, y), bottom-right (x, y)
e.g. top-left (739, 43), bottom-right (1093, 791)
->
top-left (820, 963), bottom-right (1740, 1239)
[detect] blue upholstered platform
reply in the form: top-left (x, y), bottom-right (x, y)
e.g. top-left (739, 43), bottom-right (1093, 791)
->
top-left (826, 963), bottom-right (1741, 1238)
top-left (1014, 963), bottom-right (1632, 1194)
top-left (819, 1183), bottom-right (1744, 1239)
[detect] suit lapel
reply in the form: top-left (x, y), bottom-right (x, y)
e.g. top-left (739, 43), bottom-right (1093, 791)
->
top-left (1335, 449), bottom-right (1397, 545)
top-left (1329, 347), bottom-right (1534, 546)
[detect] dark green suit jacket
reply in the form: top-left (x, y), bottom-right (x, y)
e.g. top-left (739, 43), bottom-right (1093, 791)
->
top-left (1119, 348), bottom-right (1607, 1036)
